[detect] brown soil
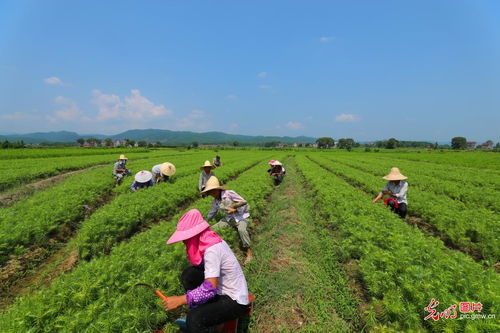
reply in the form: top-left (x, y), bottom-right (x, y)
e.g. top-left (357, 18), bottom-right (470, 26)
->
top-left (344, 259), bottom-right (370, 315)
top-left (0, 164), bottom-right (107, 207)
top-left (0, 245), bottom-right (79, 309)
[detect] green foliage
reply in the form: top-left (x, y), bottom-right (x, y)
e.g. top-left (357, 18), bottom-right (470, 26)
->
top-left (316, 137), bottom-right (335, 148)
top-left (297, 155), bottom-right (500, 332)
top-left (451, 137), bottom-right (467, 150)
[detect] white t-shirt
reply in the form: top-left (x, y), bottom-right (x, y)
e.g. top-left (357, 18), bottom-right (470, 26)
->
top-left (151, 164), bottom-right (162, 176)
top-left (203, 240), bottom-right (249, 305)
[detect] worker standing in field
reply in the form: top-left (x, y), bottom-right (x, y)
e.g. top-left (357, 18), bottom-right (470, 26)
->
top-left (202, 176), bottom-right (253, 264)
top-left (130, 170), bottom-right (154, 192)
top-left (372, 167), bottom-right (408, 218)
top-left (162, 209), bottom-right (250, 333)
top-left (199, 161), bottom-right (215, 192)
top-left (213, 155), bottom-right (222, 168)
top-left (151, 162), bottom-right (176, 183)
top-left (267, 160), bottom-right (286, 185)
top-left (113, 154), bottom-right (131, 185)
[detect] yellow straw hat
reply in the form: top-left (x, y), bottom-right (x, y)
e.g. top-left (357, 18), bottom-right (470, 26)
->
top-left (200, 160), bottom-right (214, 169)
top-left (119, 154), bottom-right (128, 160)
top-left (160, 162), bottom-right (176, 176)
top-left (383, 167), bottom-right (407, 181)
top-left (200, 176), bottom-right (227, 194)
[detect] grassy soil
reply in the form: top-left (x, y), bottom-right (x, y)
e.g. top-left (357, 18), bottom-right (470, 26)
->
top-left (245, 158), bottom-right (360, 332)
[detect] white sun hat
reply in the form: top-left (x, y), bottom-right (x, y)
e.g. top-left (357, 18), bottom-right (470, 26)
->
top-left (383, 167), bottom-right (407, 181)
top-left (134, 170), bottom-right (153, 183)
top-left (272, 160), bottom-right (283, 166)
top-left (160, 162), bottom-right (176, 176)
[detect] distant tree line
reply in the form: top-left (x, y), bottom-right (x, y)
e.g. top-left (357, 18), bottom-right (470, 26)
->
top-left (1, 140), bottom-right (25, 149)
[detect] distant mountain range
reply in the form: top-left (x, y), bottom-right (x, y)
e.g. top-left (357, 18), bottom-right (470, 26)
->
top-left (0, 129), bottom-right (316, 145)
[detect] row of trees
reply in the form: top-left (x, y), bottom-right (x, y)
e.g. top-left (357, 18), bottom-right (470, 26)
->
top-left (0, 140), bottom-right (25, 149)
top-left (451, 137), bottom-right (499, 150)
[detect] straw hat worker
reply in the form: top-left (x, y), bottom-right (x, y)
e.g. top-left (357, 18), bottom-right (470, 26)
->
top-left (163, 209), bottom-right (250, 332)
top-left (372, 167), bottom-right (408, 218)
top-left (213, 155), bottom-right (222, 168)
top-left (130, 170), bottom-right (154, 192)
top-left (267, 160), bottom-right (286, 184)
top-left (199, 161), bottom-right (215, 192)
top-left (152, 162), bottom-right (176, 183)
top-left (113, 154), bottom-right (131, 185)
top-left (201, 176), bottom-right (253, 264)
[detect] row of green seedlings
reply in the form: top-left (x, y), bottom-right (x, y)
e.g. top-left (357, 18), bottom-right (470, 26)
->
top-left (75, 151), bottom-right (270, 260)
top-left (0, 150), bottom-right (178, 192)
top-left (372, 154), bottom-right (500, 190)
top-left (0, 159), bottom-right (277, 332)
top-left (0, 152), bottom-right (206, 265)
top-left (0, 147), bottom-right (152, 160)
top-left (297, 155), bottom-right (499, 332)
top-left (378, 151), bottom-right (500, 172)
top-left (328, 154), bottom-right (499, 212)
top-left (311, 154), bottom-right (500, 265)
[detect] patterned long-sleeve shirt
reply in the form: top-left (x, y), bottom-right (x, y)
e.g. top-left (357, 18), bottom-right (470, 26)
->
top-left (113, 160), bottom-right (127, 176)
top-left (207, 190), bottom-right (249, 222)
top-left (199, 171), bottom-right (215, 191)
top-left (379, 181), bottom-right (408, 204)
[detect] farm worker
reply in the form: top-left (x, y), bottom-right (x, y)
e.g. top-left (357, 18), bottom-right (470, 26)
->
top-left (163, 209), bottom-right (250, 333)
top-left (152, 162), bottom-right (176, 183)
top-left (267, 160), bottom-right (286, 184)
top-left (202, 176), bottom-right (253, 264)
top-left (372, 167), bottom-right (408, 218)
top-left (199, 160), bottom-right (215, 192)
top-left (130, 170), bottom-right (154, 192)
top-left (213, 155), bottom-right (222, 168)
top-left (113, 154), bottom-right (131, 185)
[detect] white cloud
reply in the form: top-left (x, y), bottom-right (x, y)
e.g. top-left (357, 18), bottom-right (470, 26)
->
top-left (226, 94), bottom-right (238, 100)
top-left (92, 89), bottom-right (172, 121)
top-left (335, 113), bottom-right (359, 122)
top-left (44, 77), bottom-right (68, 86)
top-left (175, 110), bottom-right (210, 131)
top-left (259, 85), bottom-right (271, 89)
top-left (319, 36), bottom-right (336, 43)
top-left (47, 96), bottom-right (87, 123)
top-left (285, 121), bottom-right (304, 129)
top-left (0, 112), bottom-right (40, 120)
top-left (228, 123), bottom-right (239, 130)
top-left (257, 72), bottom-right (268, 78)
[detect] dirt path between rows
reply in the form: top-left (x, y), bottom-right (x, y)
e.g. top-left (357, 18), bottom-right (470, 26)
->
top-left (0, 164), bottom-right (107, 207)
top-left (246, 158), bottom-right (358, 332)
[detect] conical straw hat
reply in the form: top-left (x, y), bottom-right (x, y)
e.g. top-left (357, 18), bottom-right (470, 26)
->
top-left (119, 154), bottom-right (128, 160)
top-left (200, 176), bottom-right (227, 193)
top-left (160, 162), bottom-right (176, 176)
top-left (272, 160), bottom-right (283, 166)
top-left (135, 170), bottom-right (152, 183)
top-left (383, 167), bottom-right (407, 181)
top-left (200, 160), bottom-right (214, 169)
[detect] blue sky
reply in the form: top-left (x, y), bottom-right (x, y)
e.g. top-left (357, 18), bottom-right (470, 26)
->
top-left (0, 0), bottom-right (499, 142)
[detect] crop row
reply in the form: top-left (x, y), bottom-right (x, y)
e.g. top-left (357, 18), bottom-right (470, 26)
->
top-left (0, 153), bottom-right (213, 265)
top-left (328, 154), bottom-right (500, 210)
top-left (310, 155), bottom-right (500, 264)
top-left (75, 152), bottom-right (268, 260)
top-left (0, 150), bottom-right (188, 192)
top-left (378, 151), bottom-right (500, 171)
top-left (297, 155), bottom-right (499, 332)
top-left (0, 147), bottom-right (152, 159)
top-left (0, 158), bottom-right (279, 332)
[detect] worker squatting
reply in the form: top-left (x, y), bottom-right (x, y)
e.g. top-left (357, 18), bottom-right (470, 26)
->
top-left (112, 154), bottom-right (408, 332)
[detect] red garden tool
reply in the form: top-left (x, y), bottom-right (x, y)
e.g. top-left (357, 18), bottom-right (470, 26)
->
top-left (134, 282), bottom-right (168, 301)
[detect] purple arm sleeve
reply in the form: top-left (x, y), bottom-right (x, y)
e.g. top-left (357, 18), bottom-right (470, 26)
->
top-left (186, 280), bottom-right (218, 308)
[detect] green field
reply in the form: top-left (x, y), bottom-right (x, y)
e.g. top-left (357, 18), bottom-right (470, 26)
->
top-left (0, 148), bottom-right (498, 332)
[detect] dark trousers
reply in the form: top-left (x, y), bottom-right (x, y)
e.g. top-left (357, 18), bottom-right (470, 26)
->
top-left (387, 201), bottom-right (407, 218)
top-left (181, 266), bottom-right (247, 333)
